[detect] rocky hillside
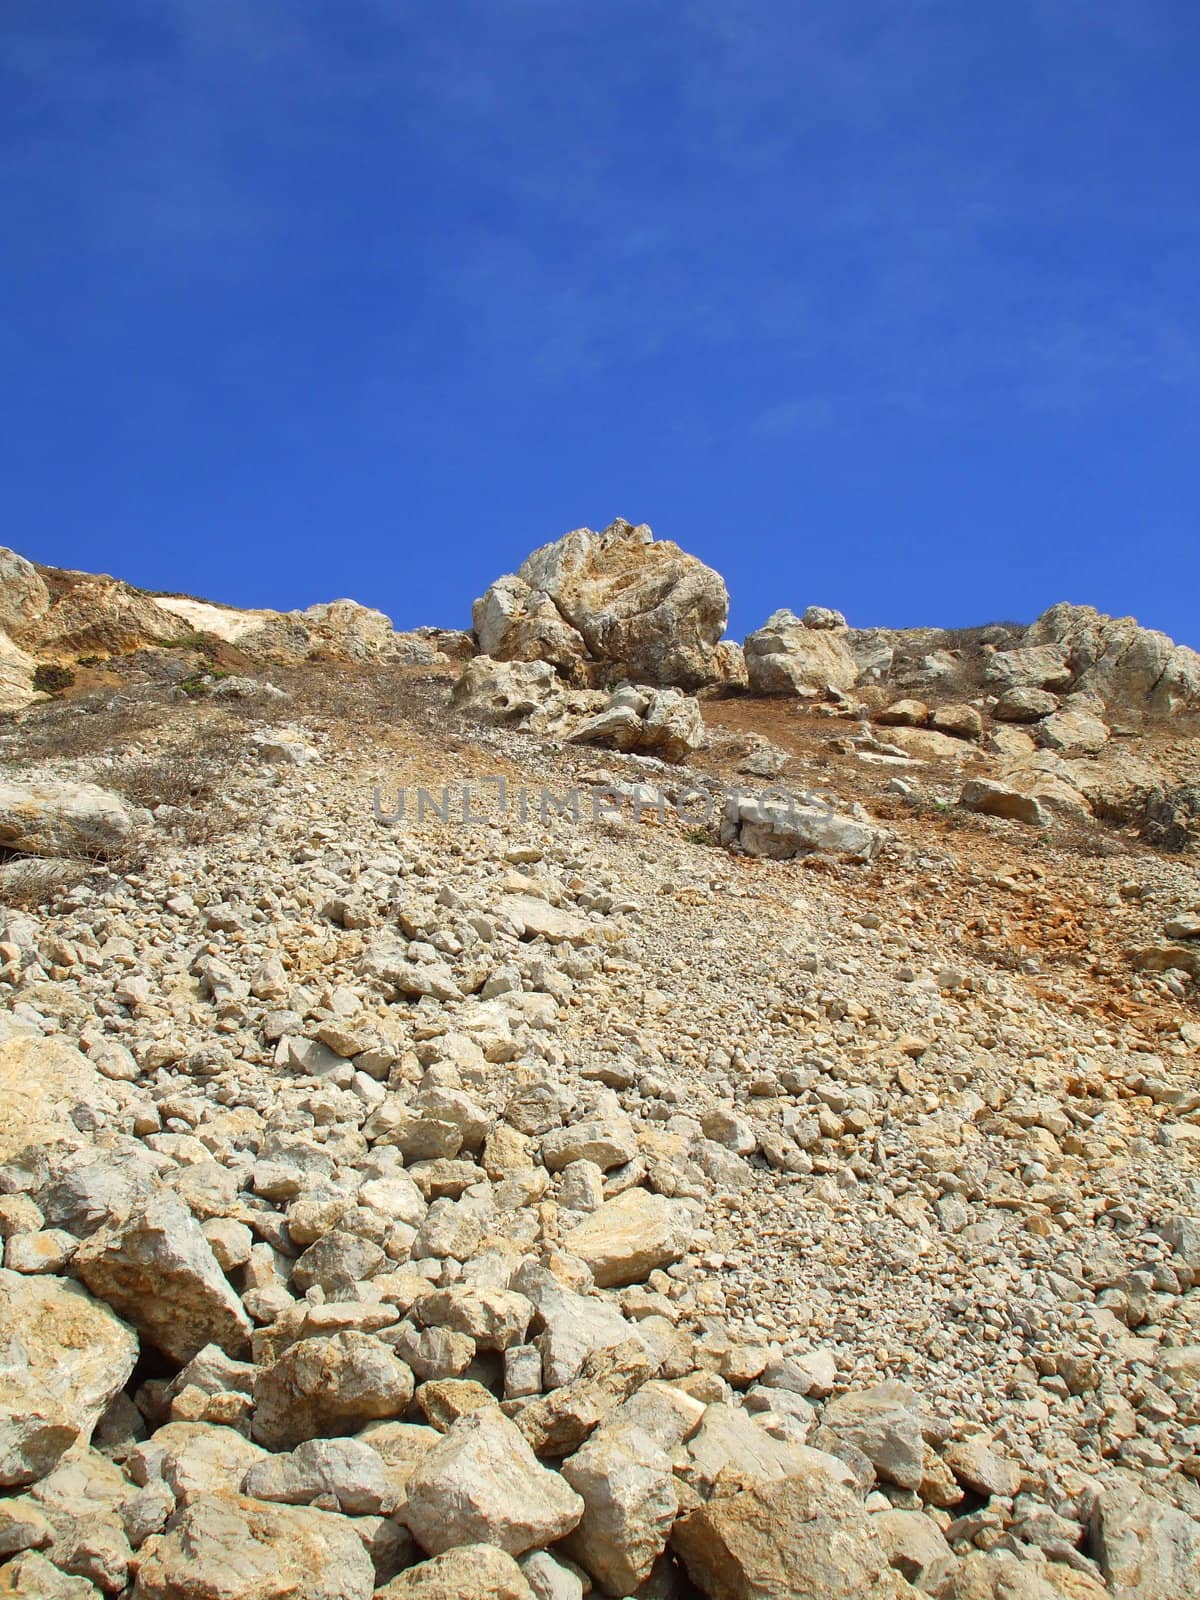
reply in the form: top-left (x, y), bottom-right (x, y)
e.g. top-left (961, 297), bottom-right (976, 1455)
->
top-left (0, 526), bottom-right (1198, 1600)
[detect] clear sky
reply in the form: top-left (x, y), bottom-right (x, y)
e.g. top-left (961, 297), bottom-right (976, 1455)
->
top-left (3, 2), bottom-right (1198, 645)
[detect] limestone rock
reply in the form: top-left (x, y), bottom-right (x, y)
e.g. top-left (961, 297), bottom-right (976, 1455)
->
top-left (451, 658), bottom-right (562, 723)
top-left (0, 548), bottom-right (51, 635)
top-left (1025, 601), bottom-right (1200, 714)
top-left (131, 1493), bottom-right (376, 1600)
top-left (515, 1338), bottom-right (656, 1457)
top-left (567, 685), bottom-right (704, 764)
top-left (473, 519), bottom-right (731, 689)
top-left (0, 1269), bottom-right (138, 1487)
top-left (562, 1189), bottom-right (697, 1288)
top-left (1090, 1473), bottom-right (1200, 1600)
top-left (821, 1386), bottom-right (925, 1490)
top-left (941, 1435), bottom-right (1021, 1498)
top-left (994, 687), bottom-right (1059, 722)
top-left (0, 1550), bottom-right (98, 1597)
top-left (560, 1422), bottom-right (678, 1594)
top-left (877, 699), bottom-right (930, 727)
top-left (0, 628), bottom-right (37, 712)
top-left (377, 1544), bottom-right (535, 1599)
top-left (958, 778), bottom-right (1047, 827)
top-left (720, 793), bottom-right (885, 862)
top-left (744, 609), bottom-right (860, 698)
top-left (401, 1408), bottom-right (584, 1557)
top-left (0, 777), bottom-right (141, 859)
top-left (515, 1265), bottom-right (652, 1388)
top-left (672, 1468), bottom-right (910, 1599)
top-left (1035, 704), bottom-right (1109, 755)
top-left (251, 1332), bottom-right (415, 1451)
top-left (242, 1436), bottom-right (392, 1515)
top-left (0, 1037), bottom-right (104, 1165)
top-left (73, 1196), bottom-right (252, 1363)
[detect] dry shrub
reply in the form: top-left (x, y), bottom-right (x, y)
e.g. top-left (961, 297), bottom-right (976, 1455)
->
top-left (0, 695), bottom-right (159, 764)
top-left (99, 718), bottom-right (242, 845)
top-left (0, 855), bottom-right (92, 911)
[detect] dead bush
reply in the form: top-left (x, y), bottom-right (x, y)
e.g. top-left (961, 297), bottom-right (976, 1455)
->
top-left (0, 855), bottom-right (92, 911)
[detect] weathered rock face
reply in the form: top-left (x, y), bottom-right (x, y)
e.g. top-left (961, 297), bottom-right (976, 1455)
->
top-left (0, 1270), bottom-right (138, 1487)
top-left (0, 548), bottom-right (51, 636)
top-left (0, 778), bottom-right (142, 859)
top-left (12, 570), bottom-right (179, 660)
top-left (131, 1493), bottom-right (377, 1600)
top-left (1026, 602), bottom-right (1200, 715)
top-left (744, 609), bottom-right (860, 698)
top-left (672, 1469), bottom-right (909, 1599)
top-left (0, 627), bottom-right (37, 712)
top-left (472, 519), bottom-right (732, 688)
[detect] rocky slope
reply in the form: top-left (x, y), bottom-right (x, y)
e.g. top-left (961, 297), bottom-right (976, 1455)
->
top-left (0, 525), bottom-right (1197, 1599)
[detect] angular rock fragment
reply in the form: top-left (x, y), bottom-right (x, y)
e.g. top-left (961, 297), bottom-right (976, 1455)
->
top-left (73, 1196), bottom-right (252, 1363)
top-left (0, 1269), bottom-right (138, 1488)
top-left (401, 1408), bottom-right (584, 1557)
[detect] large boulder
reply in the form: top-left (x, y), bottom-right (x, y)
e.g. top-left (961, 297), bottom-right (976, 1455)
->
top-left (1089, 1472), bottom-right (1200, 1600)
top-left (720, 792), bottom-right (885, 862)
top-left (958, 779), bottom-right (1047, 827)
top-left (451, 658), bottom-right (562, 724)
top-left (744, 609), bottom-right (860, 698)
top-left (0, 777), bottom-right (141, 859)
top-left (131, 1493), bottom-right (376, 1600)
top-left (0, 1270), bottom-right (138, 1487)
top-left (566, 684), bottom-right (704, 763)
top-left (559, 1421), bottom-right (678, 1593)
top-left (251, 1332), bottom-right (415, 1450)
top-left (562, 1190), bottom-right (697, 1288)
top-left (672, 1469), bottom-right (912, 1599)
top-left (472, 519), bottom-right (732, 688)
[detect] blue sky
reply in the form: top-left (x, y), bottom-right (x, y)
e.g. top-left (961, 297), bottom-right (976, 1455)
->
top-left (3, 1), bottom-right (1198, 645)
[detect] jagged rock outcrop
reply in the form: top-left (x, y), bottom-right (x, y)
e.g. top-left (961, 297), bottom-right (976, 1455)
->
top-left (1026, 602), bottom-right (1200, 715)
top-left (472, 519), bottom-right (733, 688)
top-left (11, 568), bottom-right (179, 661)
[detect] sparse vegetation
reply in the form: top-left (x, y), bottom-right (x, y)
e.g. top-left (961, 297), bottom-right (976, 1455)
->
top-left (0, 854), bottom-right (92, 910)
top-left (32, 663), bottom-right (76, 695)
